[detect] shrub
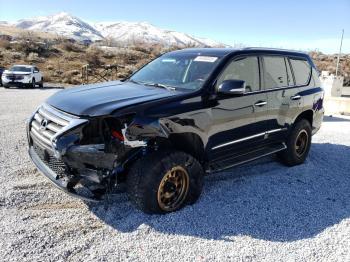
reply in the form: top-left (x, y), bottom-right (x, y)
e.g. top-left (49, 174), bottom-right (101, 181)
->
top-left (61, 42), bottom-right (83, 52)
top-left (11, 52), bottom-right (22, 60)
top-left (46, 64), bottom-right (54, 70)
top-left (85, 47), bottom-right (103, 66)
top-left (27, 52), bottom-right (40, 62)
top-left (0, 40), bottom-right (11, 50)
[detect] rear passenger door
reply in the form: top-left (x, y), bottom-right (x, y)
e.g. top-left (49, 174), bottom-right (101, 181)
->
top-left (262, 56), bottom-right (303, 141)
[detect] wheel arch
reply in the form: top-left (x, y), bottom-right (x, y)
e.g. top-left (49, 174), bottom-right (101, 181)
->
top-left (293, 109), bottom-right (314, 126)
top-left (168, 132), bottom-right (205, 162)
top-left (149, 132), bottom-right (206, 163)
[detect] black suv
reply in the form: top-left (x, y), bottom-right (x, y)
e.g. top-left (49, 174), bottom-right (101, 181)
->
top-left (27, 48), bottom-right (324, 214)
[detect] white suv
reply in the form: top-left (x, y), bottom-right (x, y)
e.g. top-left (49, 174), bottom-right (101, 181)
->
top-left (2, 65), bottom-right (43, 88)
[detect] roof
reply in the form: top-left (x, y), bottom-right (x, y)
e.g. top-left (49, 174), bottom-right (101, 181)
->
top-left (169, 47), bottom-right (308, 58)
top-left (12, 65), bottom-right (35, 67)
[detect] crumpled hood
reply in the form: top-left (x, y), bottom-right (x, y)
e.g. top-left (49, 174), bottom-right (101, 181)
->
top-left (46, 80), bottom-right (181, 116)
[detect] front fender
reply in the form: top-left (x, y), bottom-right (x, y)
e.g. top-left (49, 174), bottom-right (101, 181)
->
top-left (125, 117), bottom-right (170, 140)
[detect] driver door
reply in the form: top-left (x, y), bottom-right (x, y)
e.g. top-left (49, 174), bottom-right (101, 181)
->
top-left (207, 55), bottom-right (268, 162)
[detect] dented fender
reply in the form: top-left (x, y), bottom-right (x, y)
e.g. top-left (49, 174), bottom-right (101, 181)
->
top-left (125, 117), bottom-right (170, 140)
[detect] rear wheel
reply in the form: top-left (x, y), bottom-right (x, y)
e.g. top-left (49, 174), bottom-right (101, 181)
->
top-left (126, 150), bottom-right (204, 214)
top-left (278, 119), bottom-right (312, 166)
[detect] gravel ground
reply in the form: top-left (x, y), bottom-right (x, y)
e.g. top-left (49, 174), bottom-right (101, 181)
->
top-left (0, 87), bottom-right (349, 262)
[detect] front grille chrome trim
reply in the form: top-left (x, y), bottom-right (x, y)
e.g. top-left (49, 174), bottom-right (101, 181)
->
top-left (29, 103), bottom-right (88, 151)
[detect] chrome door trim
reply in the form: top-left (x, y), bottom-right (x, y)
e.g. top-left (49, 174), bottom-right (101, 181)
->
top-left (211, 128), bottom-right (287, 150)
top-left (254, 101), bottom-right (267, 107)
top-left (266, 128), bottom-right (287, 134)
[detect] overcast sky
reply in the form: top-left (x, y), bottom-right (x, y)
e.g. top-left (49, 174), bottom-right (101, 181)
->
top-left (0, 0), bottom-right (349, 54)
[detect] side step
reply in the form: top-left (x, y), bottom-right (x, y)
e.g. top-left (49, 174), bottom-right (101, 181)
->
top-left (207, 142), bottom-right (286, 173)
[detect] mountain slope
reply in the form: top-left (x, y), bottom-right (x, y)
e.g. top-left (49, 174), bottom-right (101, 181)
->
top-left (15, 12), bottom-right (103, 41)
top-left (94, 21), bottom-right (223, 47)
top-left (12, 12), bottom-right (225, 47)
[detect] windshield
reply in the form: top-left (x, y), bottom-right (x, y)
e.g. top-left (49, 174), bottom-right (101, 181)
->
top-left (10, 66), bottom-right (32, 72)
top-left (130, 53), bottom-right (221, 90)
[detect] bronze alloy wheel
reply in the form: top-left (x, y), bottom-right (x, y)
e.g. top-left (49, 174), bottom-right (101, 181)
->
top-left (295, 129), bottom-right (309, 157)
top-left (157, 166), bottom-right (190, 212)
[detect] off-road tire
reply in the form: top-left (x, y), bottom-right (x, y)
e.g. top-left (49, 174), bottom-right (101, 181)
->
top-left (126, 150), bottom-right (204, 214)
top-left (278, 119), bottom-right (312, 166)
top-left (31, 78), bottom-right (35, 88)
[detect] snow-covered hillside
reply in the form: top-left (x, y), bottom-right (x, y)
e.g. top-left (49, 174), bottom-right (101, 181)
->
top-left (14, 12), bottom-right (103, 41)
top-left (94, 21), bottom-right (223, 47)
top-left (11, 12), bottom-right (225, 47)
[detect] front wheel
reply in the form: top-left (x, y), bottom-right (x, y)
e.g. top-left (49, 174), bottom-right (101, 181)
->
top-left (278, 119), bottom-right (312, 166)
top-left (39, 78), bottom-right (44, 88)
top-left (126, 150), bottom-right (204, 214)
top-left (31, 78), bottom-right (36, 88)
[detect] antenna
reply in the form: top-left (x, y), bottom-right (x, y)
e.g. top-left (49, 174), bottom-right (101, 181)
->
top-left (335, 29), bottom-right (344, 77)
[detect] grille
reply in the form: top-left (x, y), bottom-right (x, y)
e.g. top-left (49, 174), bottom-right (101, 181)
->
top-left (7, 74), bottom-right (24, 80)
top-left (30, 104), bottom-right (70, 150)
top-left (33, 142), bottom-right (66, 177)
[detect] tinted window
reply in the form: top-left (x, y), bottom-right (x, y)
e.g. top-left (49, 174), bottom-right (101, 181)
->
top-left (263, 56), bottom-right (287, 88)
top-left (217, 56), bottom-right (260, 92)
top-left (290, 58), bottom-right (311, 85)
top-left (34, 67), bottom-right (39, 72)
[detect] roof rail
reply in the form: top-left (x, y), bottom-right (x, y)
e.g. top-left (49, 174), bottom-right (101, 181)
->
top-left (243, 47), bottom-right (306, 53)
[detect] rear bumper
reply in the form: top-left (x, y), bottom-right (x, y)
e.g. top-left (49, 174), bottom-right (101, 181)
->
top-left (29, 146), bottom-right (100, 202)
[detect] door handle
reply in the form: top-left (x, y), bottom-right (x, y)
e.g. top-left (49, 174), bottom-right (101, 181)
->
top-left (254, 101), bottom-right (267, 107)
top-left (291, 95), bottom-right (301, 100)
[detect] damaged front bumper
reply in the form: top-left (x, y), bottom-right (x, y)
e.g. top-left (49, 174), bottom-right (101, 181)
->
top-left (27, 103), bottom-right (159, 201)
top-left (29, 145), bottom-right (100, 202)
top-left (26, 104), bottom-right (120, 201)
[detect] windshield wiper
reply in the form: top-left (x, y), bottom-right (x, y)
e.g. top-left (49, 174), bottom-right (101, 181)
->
top-left (128, 79), bottom-right (141, 84)
top-left (141, 82), bottom-right (176, 91)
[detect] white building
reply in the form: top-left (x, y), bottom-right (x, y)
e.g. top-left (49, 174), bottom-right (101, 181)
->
top-left (320, 71), bottom-right (344, 97)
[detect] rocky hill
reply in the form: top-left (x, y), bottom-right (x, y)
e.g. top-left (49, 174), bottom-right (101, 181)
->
top-left (310, 51), bottom-right (350, 86)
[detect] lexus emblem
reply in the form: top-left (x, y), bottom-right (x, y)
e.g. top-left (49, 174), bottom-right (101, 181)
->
top-left (40, 119), bottom-right (48, 131)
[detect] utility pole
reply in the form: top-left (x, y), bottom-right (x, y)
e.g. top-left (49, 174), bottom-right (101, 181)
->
top-left (335, 29), bottom-right (344, 77)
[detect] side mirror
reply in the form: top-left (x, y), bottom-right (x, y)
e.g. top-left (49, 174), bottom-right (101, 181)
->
top-left (217, 80), bottom-right (246, 95)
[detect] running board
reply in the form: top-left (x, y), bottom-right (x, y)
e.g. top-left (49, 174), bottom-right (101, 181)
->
top-left (207, 142), bottom-right (287, 173)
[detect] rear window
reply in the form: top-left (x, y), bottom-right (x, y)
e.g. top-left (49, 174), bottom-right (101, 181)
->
top-left (263, 56), bottom-right (288, 88)
top-left (290, 58), bottom-right (311, 86)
